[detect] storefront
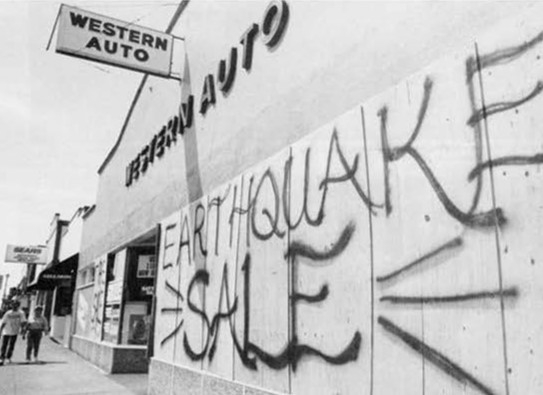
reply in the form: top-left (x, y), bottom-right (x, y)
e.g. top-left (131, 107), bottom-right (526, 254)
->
top-left (27, 253), bottom-right (77, 343)
top-left (72, 228), bottom-right (157, 372)
top-left (28, 208), bottom-right (88, 347)
top-left (27, 214), bottom-right (69, 339)
top-left (73, 1), bottom-right (543, 394)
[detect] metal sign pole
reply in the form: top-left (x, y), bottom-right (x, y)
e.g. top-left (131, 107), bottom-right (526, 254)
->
top-left (46, 6), bottom-right (62, 51)
top-left (3, 274), bottom-right (9, 298)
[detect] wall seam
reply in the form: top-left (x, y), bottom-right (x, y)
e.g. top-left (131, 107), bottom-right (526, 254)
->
top-left (360, 105), bottom-right (375, 395)
top-left (474, 41), bottom-right (510, 395)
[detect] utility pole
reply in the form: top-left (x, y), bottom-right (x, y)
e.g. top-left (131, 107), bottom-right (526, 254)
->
top-left (2, 274), bottom-right (9, 298)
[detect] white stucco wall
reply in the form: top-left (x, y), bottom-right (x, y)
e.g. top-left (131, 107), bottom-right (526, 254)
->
top-left (59, 207), bottom-right (86, 261)
top-left (80, 1), bottom-right (535, 268)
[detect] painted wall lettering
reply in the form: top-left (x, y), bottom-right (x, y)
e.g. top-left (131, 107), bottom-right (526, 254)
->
top-left (125, 0), bottom-right (290, 186)
top-left (125, 114), bottom-right (181, 187)
top-left (197, 0), bottom-right (290, 116)
top-left (153, 10), bottom-right (543, 395)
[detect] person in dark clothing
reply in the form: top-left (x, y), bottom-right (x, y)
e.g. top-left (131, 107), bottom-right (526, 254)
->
top-left (23, 306), bottom-right (49, 363)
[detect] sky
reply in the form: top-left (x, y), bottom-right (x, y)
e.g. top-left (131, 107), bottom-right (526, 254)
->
top-left (0, 0), bottom-right (177, 293)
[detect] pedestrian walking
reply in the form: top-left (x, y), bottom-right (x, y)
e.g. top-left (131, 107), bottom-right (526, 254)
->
top-left (0, 300), bottom-right (27, 365)
top-left (23, 305), bottom-right (49, 363)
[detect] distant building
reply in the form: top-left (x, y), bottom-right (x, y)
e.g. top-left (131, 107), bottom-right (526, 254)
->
top-left (27, 207), bottom-right (89, 347)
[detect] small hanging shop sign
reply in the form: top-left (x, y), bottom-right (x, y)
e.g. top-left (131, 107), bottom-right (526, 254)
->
top-left (5, 244), bottom-right (47, 265)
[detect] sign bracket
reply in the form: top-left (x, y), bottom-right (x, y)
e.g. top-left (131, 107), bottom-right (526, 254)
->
top-left (46, 6), bottom-right (62, 51)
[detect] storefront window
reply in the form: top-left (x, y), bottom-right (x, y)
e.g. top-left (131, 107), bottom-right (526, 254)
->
top-left (99, 246), bottom-right (156, 345)
top-left (102, 251), bottom-right (125, 343)
top-left (75, 282), bottom-right (94, 337)
top-left (120, 247), bottom-right (155, 345)
top-left (89, 266), bottom-right (95, 283)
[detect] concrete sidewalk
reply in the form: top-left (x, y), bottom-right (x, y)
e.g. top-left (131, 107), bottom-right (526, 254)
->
top-left (0, 336), bottom-right (148, 395)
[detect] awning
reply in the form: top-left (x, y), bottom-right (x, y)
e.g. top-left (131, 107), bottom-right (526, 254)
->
top-left (26, 253), bottom-right (78, 291)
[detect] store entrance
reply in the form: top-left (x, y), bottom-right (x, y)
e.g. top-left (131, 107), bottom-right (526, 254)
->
top-left (102, 230), bottom-right (157, 350)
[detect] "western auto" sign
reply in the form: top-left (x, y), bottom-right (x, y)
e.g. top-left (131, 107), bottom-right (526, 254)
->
top-left (56, 4), bottom-right (174, 77)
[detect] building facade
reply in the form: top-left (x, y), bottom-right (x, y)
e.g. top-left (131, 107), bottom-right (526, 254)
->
top-left (74, 1), bottom-right (543, 394)
top-left (28, 208), bottom-right (88, 347)
top-left (27, 214), bottom-right (69, 335)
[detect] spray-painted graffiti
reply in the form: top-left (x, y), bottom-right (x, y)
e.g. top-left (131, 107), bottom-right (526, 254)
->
top-left (180, 230), bottom-right (362, 372)
top-left (158, 130), bottom-right (368, 373)
top-left (154, 11), bottom-right (543, 395)
top-left (90, 255), bottom-right (107, 340)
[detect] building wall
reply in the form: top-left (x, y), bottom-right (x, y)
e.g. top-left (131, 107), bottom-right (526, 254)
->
top-left (75, 0), bottom-right (543, 392)
top-left (59, 207), bottom-right (87, 262)
top-left (71, 335), bottom-right (148, 373)
top-left (79, 1), bottom-right (533, 268)
top-left (149, 2), bottom-right (543, 395)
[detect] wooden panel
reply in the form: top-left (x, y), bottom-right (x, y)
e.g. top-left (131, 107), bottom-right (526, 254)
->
top-left (174, 200), bottom-right (207, 370)
top-left (232, 148), bottom-right (291, 394)
top-left (203, 177), bottom-right (242, 379)
top-left (364, 45), bottom-right (507, 395)
top-left (155, 211), bottom-right (182, 363)
top-left (288, 108), bottom-right (372, 394)
top-left (475, 6), bottom-right (543, 394)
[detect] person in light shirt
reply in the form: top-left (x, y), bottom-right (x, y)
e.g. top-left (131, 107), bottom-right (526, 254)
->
top-left (23, 305), bottom-right (49, 363)
top-left (0, 300), bottom-right (27, 365)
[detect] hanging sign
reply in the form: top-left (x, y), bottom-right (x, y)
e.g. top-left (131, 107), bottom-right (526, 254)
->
top-left (55, 4), bottom-right (174, 77)
top-left (5, 245), bottom-right (47, 265)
